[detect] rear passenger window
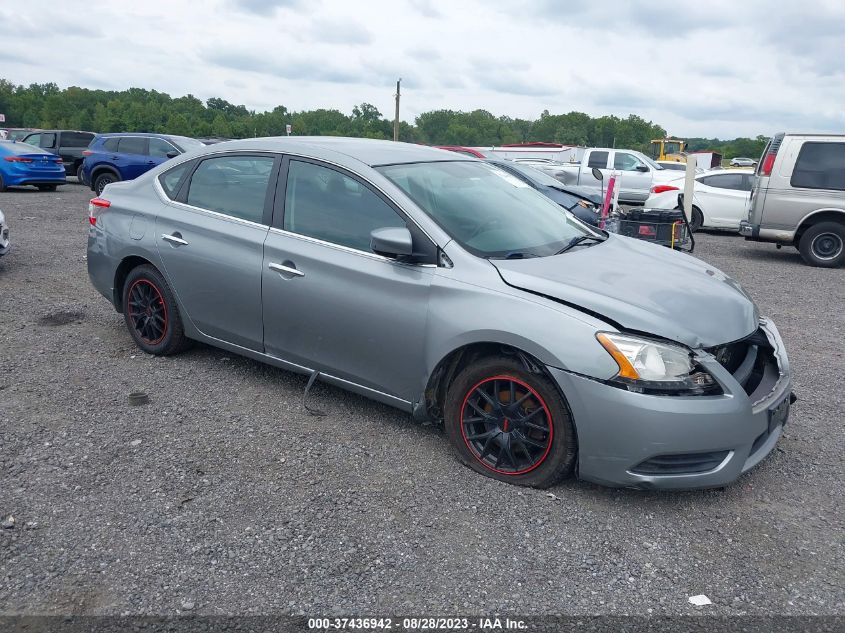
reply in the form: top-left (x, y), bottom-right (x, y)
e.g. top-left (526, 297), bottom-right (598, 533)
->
top-left (158, 163), bottom-right (191, 200)
top-left (283, 160), bottom-right (405, 251)
top-left (791, 142), bottom-right (845, 190)
top-left (118, 137), bottom-right (147, 155)
top-left (700, 174), bottom-right (745, 190)
top-left (63, 132), bottom-right (94, 147)
top-left (103, 137), bottom-right (120, 152)
top-left (587, 151), bottom-right (609, 169)
top-left (186, 155), bottom-right (274, 224)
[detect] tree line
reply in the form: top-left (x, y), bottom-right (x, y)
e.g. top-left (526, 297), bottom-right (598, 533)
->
top-left (0, 79), bottom-right (767, 158)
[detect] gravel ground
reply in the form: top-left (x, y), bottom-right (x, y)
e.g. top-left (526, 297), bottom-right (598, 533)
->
top-left (1, 185), bottom-right (843, 617)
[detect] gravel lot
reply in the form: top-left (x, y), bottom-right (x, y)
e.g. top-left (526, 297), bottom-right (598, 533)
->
top-left (1, 185), bottom-right (843, 617)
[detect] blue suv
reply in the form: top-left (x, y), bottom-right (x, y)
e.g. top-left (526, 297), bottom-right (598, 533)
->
top-left (82, 133), bottom-right (205, 194)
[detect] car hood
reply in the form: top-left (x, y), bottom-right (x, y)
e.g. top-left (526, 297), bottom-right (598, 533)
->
top-left (491, 234), bottom-right (758, 348)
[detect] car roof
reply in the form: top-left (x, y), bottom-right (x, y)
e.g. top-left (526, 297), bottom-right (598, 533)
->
top-left (97, 132), bottom-right (187, 139)
top-left (212, 136), bottom-right (471, 167)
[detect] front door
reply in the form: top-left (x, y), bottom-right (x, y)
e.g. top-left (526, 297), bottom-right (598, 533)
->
top-left (613, 151), bottom-right (652, 202)
top-left (155, 153), bottom-right (278, 350)
top-left (262, 158), bottom-right (434, 401)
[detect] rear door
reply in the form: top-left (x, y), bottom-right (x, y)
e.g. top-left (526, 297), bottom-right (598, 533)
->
top-left (155, 153), bottom-right (279, 350)
top-left (261, 157), bottom-right (434, 401)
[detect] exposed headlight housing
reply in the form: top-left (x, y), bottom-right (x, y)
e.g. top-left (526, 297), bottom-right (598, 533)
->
top-left (596, 332), bottom-right (719, 395)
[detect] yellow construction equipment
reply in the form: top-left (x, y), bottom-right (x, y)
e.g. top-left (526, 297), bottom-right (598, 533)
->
top-left (649, 138), bottom-right (686, 162)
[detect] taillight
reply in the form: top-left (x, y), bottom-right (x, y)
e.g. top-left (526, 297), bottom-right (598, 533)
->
top-left (759, 133), bottom-right (784, 177)
top-left (88, 197), bottom-right (110, 226)
top-left (651, 184), bottom-right (679, 194)
top-left (760, 153), bottom-right (776, 176)
top-left (51, 157), bottom-right (63, 163)
top-left (82, 150), bottom-right (93, 156)
top-left (3, 156), bottom-right (33, 163)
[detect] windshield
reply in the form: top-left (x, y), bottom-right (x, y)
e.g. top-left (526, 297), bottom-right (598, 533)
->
top-left (500, 161), bottom-right (565, 188)
top-left (377, 161), bottom-right (596, 258)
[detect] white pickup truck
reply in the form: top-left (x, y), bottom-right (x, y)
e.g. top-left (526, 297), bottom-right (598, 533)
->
top-left (545, 148), bottom-right (680, 204)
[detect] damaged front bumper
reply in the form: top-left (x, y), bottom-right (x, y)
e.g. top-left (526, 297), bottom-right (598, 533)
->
top-left (550, 317), bottom-right (792, 490)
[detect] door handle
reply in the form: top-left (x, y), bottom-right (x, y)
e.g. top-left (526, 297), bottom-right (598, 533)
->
top-left (268, 262), bottom-right (304, 277)
top-left (162, 233), bottom-right (189, 246)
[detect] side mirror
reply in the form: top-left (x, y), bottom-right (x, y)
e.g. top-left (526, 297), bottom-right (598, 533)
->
top-left (371, 226), bottom-right (413, 258)
top-left (166, 150), bottom-right (180, 159)
top-left (636, 164), bottom-right (649, 172)
top-left (591, 167), bottom-right (604, 181)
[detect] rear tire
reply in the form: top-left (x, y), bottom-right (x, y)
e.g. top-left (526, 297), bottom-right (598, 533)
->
top-left (94, 172), bottom-right (118, 195)
top-left (444, 356), bottom-right (576, 488)
top-left (0, 174), bottom-right (6, 192)
top-left (76, 164), bottom-right (85, 183)
top-left (798, 221), bottom-right (845, 268)
top-left (122, 265), bottom-right (191, 355)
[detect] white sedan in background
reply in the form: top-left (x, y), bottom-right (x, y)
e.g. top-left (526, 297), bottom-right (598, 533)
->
top-left (644, 169), bottom-right (754, 232)
top-left (0, 208), bottom-right (9, 256)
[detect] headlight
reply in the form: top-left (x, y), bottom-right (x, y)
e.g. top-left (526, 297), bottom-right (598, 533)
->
top-left (596, 332), bottom-right (719, 395)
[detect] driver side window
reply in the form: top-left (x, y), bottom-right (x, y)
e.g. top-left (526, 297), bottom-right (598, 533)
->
top-left (283, 160), bottom-right (406, 252)
top-left (614, 152), bottom-right (644, 171)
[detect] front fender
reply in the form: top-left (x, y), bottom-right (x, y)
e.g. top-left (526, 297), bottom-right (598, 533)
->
top-left (424, 262), bottom-right (621, 389)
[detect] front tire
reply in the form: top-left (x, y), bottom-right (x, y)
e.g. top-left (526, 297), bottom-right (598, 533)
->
top-left (444, 357), bottom-right (576, 488)
top-left (94, 172), bottom-right (118, 195)
top-left (689, 206), bottom-right (704, 232)
top-left (122, 265), bottom-right (190, 355)
top-left (798, 221), bottom-right (845, 267)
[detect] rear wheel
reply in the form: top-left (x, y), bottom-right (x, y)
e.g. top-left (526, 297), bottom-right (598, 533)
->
top-left (444, 357), bottom-right (576, 488)
top-left (122, 265), bottom-right (190, 355)
top-left (37, 184), bottom-right (57, 192)
top-left (94, 172), bottom-right (118, 195)
top-left (798, 221), bottom-right (845, 268)
top-left (0, 174), bottom-right (6, 192)
top-left (76, 164), bottom-right (85, 183)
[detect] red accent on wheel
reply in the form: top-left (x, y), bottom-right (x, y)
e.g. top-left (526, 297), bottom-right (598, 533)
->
top-left (459, 374), bottom-right (554, 476)
top-left (126, 278), bottom-right (168, 345)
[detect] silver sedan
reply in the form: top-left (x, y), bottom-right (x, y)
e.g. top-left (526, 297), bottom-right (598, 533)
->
top-left (87, 137), bottom-right (792, 489)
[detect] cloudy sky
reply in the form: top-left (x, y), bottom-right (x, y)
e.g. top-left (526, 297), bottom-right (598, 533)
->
top-left (1, 0), bottom-right (843, 138)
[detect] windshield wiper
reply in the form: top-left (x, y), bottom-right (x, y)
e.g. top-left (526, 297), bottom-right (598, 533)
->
top-left (555, 234), bottom-right (605, 255)
top-left (502, 251), bottom-right (538, 259)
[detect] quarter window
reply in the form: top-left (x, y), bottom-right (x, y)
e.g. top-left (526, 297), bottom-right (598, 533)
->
top-left (149, 137), bottom-right (178, 158)
top-left (118, 137), bottom-right (147, 155)
top-left (791, 142), bottom-right (845, 191)
top-left (158, 163), bottom-right (191, 200)
top-left (186, 155), bottom-right (274, 224)
top-left (587, 151), bottom-right (609, 169)
top-left (283, 160), bottom-right (405, 251)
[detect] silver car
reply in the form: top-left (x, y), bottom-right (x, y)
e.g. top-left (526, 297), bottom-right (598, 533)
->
top-left (741, 133), bottom-right (845, 267)
top-left (87, 138), bottom-right (793, 489)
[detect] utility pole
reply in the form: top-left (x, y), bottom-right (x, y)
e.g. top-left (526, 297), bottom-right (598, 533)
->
top-left (393, 78), bottom-right (401, 142)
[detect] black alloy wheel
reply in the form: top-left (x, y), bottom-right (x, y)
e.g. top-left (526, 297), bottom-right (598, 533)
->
top-left (122, 265), bottom-right (190, 355)
top-left (460, 375), bottom-right (553, 475)
top-left (445, 357), bottom-right (576, 488)
top-left (127, 279), bottom-right (168, 345)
